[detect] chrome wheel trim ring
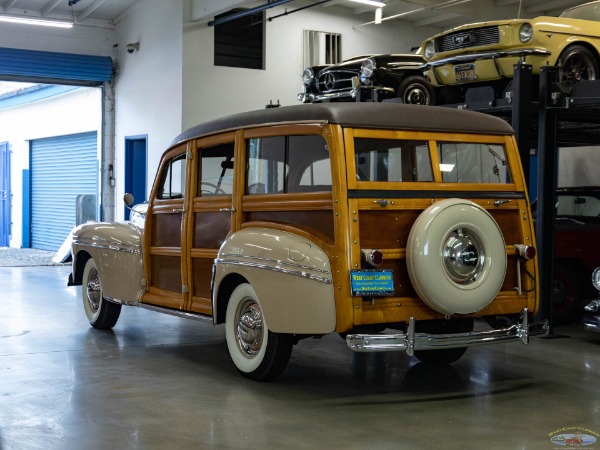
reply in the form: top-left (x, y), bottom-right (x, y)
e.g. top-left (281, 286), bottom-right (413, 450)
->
top-left (85, 267), bottom-right (102, 313)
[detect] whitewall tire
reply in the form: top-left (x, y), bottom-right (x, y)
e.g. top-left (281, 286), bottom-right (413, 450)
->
top-left (225, 283), bottom-right (293, 381)
top-left (81, 258), bottom-right (121, 329)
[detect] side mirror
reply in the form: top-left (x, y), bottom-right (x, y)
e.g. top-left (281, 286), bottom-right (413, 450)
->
top-left (124, 193), bottom-right (135, 207)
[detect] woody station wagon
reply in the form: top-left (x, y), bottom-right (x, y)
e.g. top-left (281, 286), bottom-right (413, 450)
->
top-left (68, 103), bottom-right (548, 381)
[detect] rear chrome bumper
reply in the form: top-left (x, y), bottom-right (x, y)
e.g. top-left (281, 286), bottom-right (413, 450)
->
top-left (346, 309), bottom-right (548, 355)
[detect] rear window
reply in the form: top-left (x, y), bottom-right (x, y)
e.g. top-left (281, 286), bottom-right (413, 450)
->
top-left (438, 142), bottom-right (510, 184)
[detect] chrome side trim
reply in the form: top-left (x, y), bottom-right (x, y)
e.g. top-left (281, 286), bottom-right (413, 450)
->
top-left (138, 303), bottom-right (213, 323)
top-left (346, 309), bottom-right (549, 354)
top-left (219, 253), bottom-right (330, 274)
top-left (215, 257), bottom-right (332, 284)
top-left (73, 236), bottom-right (142, 255)
top-left (427, 48), bottom-right (551, 68)
top-left (583, 321), bottom-right (600, 334)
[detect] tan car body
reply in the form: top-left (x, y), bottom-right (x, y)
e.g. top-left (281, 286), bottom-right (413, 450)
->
top-left (421, 2), bottom-right (600, 87)
top-left (69, 103), bottom-right (548, 379)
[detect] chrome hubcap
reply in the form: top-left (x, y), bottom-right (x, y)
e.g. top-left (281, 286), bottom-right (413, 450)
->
top-left (404, 84), bottom-right (429, 105)
top-left (235, 298), bottom-right (264, 359)
top-left (443, 228), bottom-right (485, 284)
top-left (86, 268), bottom-right (101, 312)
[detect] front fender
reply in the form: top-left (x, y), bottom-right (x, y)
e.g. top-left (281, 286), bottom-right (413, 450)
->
top-left (71, 221), bottom-right (145, 304)
top-left (213, 227), bottom-right (336, 334)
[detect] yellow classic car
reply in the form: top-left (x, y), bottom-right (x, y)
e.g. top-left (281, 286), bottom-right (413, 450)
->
top-left (68, 103), bottom-right (548, 381)
top-left (421, 0), bottom-right (600, 93)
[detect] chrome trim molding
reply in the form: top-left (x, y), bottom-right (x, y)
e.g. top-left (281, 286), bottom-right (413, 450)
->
top-left (346, 308), bottom-right (549, 354)
top-left (215, 256), bottom-right (332, 284)
top-left (219, 253), bottom-right (330, 274)
top-left (427, 48), bottom-right (551, 68)
top-left (138, 303), bottom-right (213, 323)
top-left (73, 236), bottom-right (142, 255)
top-left (582, 320), bottom-right (600, 334)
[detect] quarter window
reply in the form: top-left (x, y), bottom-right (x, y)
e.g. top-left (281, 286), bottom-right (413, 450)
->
top-left (438, 142), bottom-right (510, 183)
top-left (247, 135), bottom-right (331, 194)
top-left (354, 138), bottom-right (433, 182)
top-left (158, 154), bottom-right (186, 199)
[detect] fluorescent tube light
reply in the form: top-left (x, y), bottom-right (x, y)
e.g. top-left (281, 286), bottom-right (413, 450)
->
top-left (375, 7), bottom-right (383, 24)
top-left (0, 15), bottom-right (73, 28)
top-left (349, 0), bottom-right (386, 7)
top-left (439, 164), bottom-right (455, 172)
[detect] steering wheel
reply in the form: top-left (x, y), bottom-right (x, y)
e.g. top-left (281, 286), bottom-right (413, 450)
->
top-left (200, 181), bottom-right (227, 195)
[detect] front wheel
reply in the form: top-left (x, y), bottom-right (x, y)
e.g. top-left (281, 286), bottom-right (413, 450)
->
top-left (558, 45), bottom-right (599, 87)
top-left (397, 76), bottom-right (435, 105)
top-left (225, 283), bottom-right (294, 381)
top-left (81, 257), bottom-right (121, 329)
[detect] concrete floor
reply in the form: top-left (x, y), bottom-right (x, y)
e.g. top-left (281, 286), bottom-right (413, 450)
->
top-left (1, 265), bottom-right (600, 450)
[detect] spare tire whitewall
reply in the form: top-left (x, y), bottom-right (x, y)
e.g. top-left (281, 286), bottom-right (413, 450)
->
top-left (407, 198), bottom-right (507, 315)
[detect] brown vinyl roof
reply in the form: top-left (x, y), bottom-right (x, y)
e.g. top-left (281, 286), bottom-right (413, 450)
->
top-left (172, 103), bottom-right (514, 146)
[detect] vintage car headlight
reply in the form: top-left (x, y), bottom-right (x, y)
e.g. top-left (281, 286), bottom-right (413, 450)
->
top-left (592, 267), bottom-right (600, 291)
top-left (519, 23), bottom-right (533, 43)
top-left (302, 68), bottom-right (315, 86)
top-left (360, 58), bottom-right (376, 80)
top-left (424, 41), bottom-right (435, 59)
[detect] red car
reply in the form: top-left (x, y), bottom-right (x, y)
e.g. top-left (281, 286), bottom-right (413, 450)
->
top-left (545, 187), bottom-right (600, 324)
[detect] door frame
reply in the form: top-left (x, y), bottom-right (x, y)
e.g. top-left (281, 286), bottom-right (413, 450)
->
top-left (124, 135), bottom-right (148, 220)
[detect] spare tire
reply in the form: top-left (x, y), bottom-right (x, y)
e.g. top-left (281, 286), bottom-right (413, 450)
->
top-left (406, 198), bottom-right (506, 315)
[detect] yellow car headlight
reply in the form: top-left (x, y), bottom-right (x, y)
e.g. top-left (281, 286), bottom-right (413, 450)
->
top-left (519, 23), bottom-right (533, 43)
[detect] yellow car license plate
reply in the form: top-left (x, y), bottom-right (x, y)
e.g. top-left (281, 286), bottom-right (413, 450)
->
top-left (455, 63), bottom-right (477, 82)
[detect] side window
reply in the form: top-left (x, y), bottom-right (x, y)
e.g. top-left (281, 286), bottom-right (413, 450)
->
top-left (158, 154), bottom-right (186, 199)
top-left (199, 142), bottom-right (235, 196)
top-left (354, 138), bottom-right (433, 182)
top-left (247, 135), bottom-right (331, 194)
top-left (438, 143), bottom-right (510, 184)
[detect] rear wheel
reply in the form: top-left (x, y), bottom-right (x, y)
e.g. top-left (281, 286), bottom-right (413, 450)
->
top-left (81, 258), bottom-right (121, 329)
top-left (414, 318), bottom-right (474, 365)
top-left (225, 283), bottom-right (293, 381)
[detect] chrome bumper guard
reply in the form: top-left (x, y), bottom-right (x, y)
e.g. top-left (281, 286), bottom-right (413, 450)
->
top-left (298, 85), bottom-right (395, 103)
top-left (426, 48), bottom-right (551, 69)
top-left (346, 309), bottom-right (549, 355)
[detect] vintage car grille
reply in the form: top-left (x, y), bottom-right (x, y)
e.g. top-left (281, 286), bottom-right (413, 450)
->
top-left (436, 26), bottom-right (500, 52)
top-left (315, 70), bottom-right (357, 94)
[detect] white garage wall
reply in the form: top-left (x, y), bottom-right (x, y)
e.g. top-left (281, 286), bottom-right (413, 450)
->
top-left (182, 4), bottom-right (441, 128)
top-left (559, 147), bottom-right (600, 187)
top-left (0, 20), bottom-right (113, 56)
top-left (0, 87), bottom-right (102, 248)
top-left (113, 0), bottom-right (183, 220)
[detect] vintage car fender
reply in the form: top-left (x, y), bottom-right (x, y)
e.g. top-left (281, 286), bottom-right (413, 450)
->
top-left (71, 221), bottom-right (145, 305)
top-left (212, 227), bottom-right (336, 334)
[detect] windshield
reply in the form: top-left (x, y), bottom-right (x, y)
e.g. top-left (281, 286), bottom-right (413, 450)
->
top-left (560, 1), bottom-right (600, 20)
top-left (556, 193), bottom-right (600, 218)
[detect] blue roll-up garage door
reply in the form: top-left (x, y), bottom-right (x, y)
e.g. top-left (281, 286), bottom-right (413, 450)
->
top-left (30, 132), bottom-right (98, 251)
top-left (0, 47), bottom-right (112, 85)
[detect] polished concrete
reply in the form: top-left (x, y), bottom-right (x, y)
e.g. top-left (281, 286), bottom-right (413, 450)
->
top-left (1, 265), bottom-right (600, 450)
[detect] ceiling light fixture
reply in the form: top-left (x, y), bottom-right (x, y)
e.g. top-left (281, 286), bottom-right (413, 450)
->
top-left (0, 15), bottom-right (73, 28)
top-left (349, 0), bottom-right (386, 7)
top-left (375, 7), bottom-right (383, 24)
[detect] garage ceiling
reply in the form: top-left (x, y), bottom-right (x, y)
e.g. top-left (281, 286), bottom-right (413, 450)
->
top-left (0, 0), bottom-right (590, 29)
top-left (196, 0), bottom-right (590, 29)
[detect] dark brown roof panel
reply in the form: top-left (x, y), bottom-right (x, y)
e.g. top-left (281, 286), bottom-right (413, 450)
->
top-left (172, 103), bottom-right (514, 146)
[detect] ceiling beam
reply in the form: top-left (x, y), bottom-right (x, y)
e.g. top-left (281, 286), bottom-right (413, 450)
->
top-left (41, 0), bottom-right (62, 17)
top-left (3, 0), bottom-right (19, 12)
top-left (77, 0), bottom-right (106, 21)
top-left (414, 11), bottom-right (457, 26)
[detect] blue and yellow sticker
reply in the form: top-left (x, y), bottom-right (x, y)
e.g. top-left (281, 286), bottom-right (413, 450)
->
top-left (350, 270), bottom-right (394, 296)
